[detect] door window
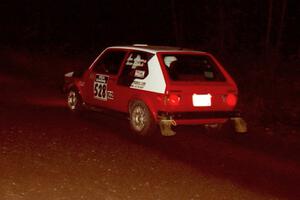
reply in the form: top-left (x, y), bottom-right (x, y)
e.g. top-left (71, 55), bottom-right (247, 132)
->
top-left (92, 50), bottom-right (127, 75)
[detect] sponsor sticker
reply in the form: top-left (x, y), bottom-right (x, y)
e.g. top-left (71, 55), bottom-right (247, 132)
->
top-left (107, 91), bottom-right (114, 100)
top-left (134, 70), bottom-right (146, 78)
top-left (130, 81), bottom-right (146, 89)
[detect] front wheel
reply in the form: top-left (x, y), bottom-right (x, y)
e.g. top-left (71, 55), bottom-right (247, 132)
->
top-left (129, 101), bottom-right (156, 136)
top-left (67, 89), bottom-right (83, 112)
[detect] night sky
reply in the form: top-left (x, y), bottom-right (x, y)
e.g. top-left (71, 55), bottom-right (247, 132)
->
top-left (1, 0), bottom-right (299, 57)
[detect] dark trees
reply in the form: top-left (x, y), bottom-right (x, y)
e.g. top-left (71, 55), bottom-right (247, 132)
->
top-left (265, 0), bottom-right (288, 65)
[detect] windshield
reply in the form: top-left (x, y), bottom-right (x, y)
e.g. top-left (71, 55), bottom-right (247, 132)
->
top-left (162, 54), bottom-right (226, 82)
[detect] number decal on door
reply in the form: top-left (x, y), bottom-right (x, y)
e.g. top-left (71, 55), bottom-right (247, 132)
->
top-left (94, 74), bottom-right (109, 101)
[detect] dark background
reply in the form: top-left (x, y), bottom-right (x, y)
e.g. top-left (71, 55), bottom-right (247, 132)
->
top-left (1, 0), bottom-right (299, 56)
top-left (0, 0), bottom-right (299, 132)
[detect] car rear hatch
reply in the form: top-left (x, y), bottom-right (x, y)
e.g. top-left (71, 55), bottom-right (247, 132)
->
top-left (157, 52), bottom-right (238, 113)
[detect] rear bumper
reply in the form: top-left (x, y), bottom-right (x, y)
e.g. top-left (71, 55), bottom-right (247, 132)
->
top-left (157, 110), bottom-right (241, 125)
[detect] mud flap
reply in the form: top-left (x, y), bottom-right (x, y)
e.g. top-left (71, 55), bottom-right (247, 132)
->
top-left (231, 117), bottom-right (247, 133)
top-left (159, 119), bottom-right (177, 136)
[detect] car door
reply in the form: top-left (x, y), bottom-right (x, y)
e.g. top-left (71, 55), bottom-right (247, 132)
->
top-left (84, 48), bottom-right (128, 110)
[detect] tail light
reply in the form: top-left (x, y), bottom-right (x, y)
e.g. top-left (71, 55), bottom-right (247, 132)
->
top-left (226, 93), bottom-right (237, 107)
top-left (165, 94), bottom-right (181, 106)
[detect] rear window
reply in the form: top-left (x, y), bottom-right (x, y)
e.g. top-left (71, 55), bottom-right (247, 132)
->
top-left (162, 54), bottom-right (226, 82)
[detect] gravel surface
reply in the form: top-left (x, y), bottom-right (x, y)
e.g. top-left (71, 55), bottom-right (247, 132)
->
top-left (0, 73), bottom-right (299, 200)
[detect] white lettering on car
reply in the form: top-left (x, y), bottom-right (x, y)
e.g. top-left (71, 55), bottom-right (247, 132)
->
top-left (130, 81), bottom-right (146, 89)
top-left (126, 54), bottom-right (147, 69)
top-left (107, 91), bottom-right (114, 100)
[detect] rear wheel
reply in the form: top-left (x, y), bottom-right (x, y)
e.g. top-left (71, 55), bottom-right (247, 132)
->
top-left (129, 100), bottom-right (156, 136)
top-left (67, 89), bottom-right (83, 112)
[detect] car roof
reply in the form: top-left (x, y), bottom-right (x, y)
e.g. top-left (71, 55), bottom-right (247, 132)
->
top-left (108, 45), bottom-right (206, 54)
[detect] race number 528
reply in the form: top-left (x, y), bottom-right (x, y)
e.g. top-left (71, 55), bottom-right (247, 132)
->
top-left (94, 83), bottom-right (107, 100)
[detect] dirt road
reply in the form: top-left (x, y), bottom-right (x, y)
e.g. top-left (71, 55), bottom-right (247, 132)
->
top-left (0, 73), bottom-right (299, 200)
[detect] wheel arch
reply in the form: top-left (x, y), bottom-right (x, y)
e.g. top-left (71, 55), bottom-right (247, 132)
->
top-left (65, 82), bottom-right (82, 95)
top-left (128, 95), bottom-right (159, 122)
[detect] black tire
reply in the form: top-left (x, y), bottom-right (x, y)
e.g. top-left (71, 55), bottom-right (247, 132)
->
top-left (129, 100), bottom-right (156, 136)
top-left (67, 89), bottom-right (83, 113)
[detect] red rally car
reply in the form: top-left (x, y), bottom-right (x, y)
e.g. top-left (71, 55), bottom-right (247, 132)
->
top-left (64, 45), bottom-right (247, 136)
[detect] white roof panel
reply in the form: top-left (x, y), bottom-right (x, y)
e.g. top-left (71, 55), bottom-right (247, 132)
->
top-left (108, 45), bottom-right (205, 54)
